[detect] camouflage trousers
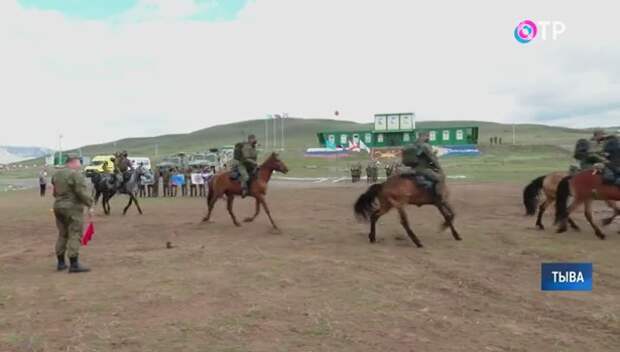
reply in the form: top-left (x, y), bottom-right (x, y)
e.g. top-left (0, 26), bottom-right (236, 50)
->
top-left (231, 160), bottom-right (252, 188)
top-left (412, 167), bottom-right (446, 200)
top-left (54, 208), bottom-right (84, 258)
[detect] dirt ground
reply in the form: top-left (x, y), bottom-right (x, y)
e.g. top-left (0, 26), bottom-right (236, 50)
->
top-left (1, 181), bottom-right (619, 352)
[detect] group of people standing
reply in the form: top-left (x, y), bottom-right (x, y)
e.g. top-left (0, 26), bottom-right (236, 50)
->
top-left (146, 166), bottom-right (216, 198)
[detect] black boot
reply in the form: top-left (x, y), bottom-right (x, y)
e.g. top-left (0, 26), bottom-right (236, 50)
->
top-left (68, 256), bottom-right (90, 273)
top-left (57, 255), bottom-right (67, 271)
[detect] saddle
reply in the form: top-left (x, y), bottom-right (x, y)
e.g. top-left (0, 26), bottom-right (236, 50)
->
top-left (399, 168), bottom-right (435, 192)
top-left (229, 166), bottom-right (258, 183)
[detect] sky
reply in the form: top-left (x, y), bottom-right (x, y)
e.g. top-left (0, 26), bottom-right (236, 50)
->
top-left (1, 0), bottom-right (619, 149)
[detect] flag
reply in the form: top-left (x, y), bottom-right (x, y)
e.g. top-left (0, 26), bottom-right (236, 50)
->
top-left (82, 222), bottom-right (95, 246)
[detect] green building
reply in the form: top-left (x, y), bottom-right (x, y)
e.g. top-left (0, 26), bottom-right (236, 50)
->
top-left (316, 113), bottom-right (479, 148)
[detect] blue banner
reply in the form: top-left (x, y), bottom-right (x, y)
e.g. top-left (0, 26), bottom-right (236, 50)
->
top-left (541, 263), bottom-right (592, 291)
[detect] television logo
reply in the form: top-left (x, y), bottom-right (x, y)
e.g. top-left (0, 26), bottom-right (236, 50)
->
top-left (514, 19), bottom-right (566, 44)
top-left (541, 263), bottom-right (592, 291)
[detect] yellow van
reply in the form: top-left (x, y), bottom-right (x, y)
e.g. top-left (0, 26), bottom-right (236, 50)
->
top-left (84, 155), bottom-right (115, 175)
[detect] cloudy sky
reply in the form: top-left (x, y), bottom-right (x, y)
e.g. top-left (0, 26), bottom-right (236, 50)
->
top-left (1, 0), bottom-right (618, 149)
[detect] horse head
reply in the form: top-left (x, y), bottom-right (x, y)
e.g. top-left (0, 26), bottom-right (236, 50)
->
top-left (263, 152), bottom-right (289, 174)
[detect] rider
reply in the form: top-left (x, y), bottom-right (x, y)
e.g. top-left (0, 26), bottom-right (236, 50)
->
top-left (402, 131), bottom-right (445, 204)
top-left (602, 135), bottom-right (620, 186)
top-left (233, 134), bottom-right (258, 198)
top-left (573, 138), bottom-right (607, 170)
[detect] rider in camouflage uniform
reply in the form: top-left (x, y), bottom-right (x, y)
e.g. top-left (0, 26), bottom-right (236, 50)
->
top-left (233, 134), bottom-right (258, 197)
top-left (402, 131), bottom-right (445, 203)
top-left (51, 154), bottom-right (93, 273)
top-left (573, 138), bottom-right (606, 170)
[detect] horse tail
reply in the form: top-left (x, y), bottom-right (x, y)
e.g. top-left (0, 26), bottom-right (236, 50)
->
top-left (354, 183), bottom-right (383, 222)
top-left (523, 175), bottom-right (545, 215)
top-left (554, 176), bottom-right (572, 224)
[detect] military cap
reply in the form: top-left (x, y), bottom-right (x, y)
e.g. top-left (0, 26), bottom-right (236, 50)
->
top-left (591, 129), bottom-right (608, 141)
top-left (65, 153), bottom-right (80, 163)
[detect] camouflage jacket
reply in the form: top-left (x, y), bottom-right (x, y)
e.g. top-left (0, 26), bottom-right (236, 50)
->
top-left (241, 143), bottom-right (258, 168)
top-left (52, 169), bottom-right (93, 210)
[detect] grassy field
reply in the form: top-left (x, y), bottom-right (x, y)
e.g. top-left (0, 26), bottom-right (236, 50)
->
top-left (2, 118), bottom-right (615, 183)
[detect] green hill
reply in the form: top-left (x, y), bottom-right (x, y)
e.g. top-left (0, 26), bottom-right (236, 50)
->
top-left (2, 118), bottom-right (617, 181)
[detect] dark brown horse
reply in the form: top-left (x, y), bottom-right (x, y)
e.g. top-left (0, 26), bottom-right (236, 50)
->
top-left (202, 152), bottom-right (289, 230)
top-left (353, 175), bottom-right (461, 247)
top-left (555, 170), bottom-right (620, 239)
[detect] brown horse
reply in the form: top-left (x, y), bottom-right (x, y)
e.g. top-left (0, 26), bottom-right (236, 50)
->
top-left (523, 171), bottom-right (580, 230)
top-left (202, 152), bottom-right (289, 230)
top-left (353, 175), bottom-right (461, 247)
top-left (555, 170), bottom-right (620, 239)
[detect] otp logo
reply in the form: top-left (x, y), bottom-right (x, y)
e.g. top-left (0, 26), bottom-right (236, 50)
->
top-left (514, 19), bottom-right (538, 44)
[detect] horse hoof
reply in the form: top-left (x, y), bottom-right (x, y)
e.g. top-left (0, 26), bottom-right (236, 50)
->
top-left (536, 224), bottom-right (544, 230)
top-left (596, 232), bottom-right (606, 240)
top-left (234, 223), bottom-right (242, 227)
top-left (601, 218), bottom-right (613, 226)
top-left (556, 227), bottom-right (567, 234)
top-left (243, 218), bottom-right (253, 223)
top-left (415, 243), bottom-right (424, 248)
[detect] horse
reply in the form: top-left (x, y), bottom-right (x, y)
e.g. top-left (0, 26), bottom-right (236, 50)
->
top-left (523, 171), bottom-right (581, 230)
top-left (524, 171), bottom-right (620, 231)
top-left (89, 168), bottom-right (146, 215)
top-left (202, 152), bottom-right (289, 230)
top-left (555, 170), bottom-right (620, 239)
top-left (353, 174), bottom-right (461, 247)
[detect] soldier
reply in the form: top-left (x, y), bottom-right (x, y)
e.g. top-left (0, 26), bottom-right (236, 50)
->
top-left (232, 134), bottom-right (258, 198)
top-left (371, 162), bottom-right (379, 183)
top-left (602, 136), bottom-right (620, 185)
top-left (365, 163), bottom-right (372, 183)
top-left (151, 167), bottom-right (160, 197)
top-left (402, 131), bottom-right (445, 204)
top-left (573, 138), bottom-right (606, 170)
top-left (350, 162), bottom-right (362, 183)
top-left (51, 154), bottom-right (93, 273)
top-left (162, 167), bottom-right (171, 197)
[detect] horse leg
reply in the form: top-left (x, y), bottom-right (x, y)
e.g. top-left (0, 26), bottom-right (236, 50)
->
top-left (584, 200), bottom-right (606, 240)
top-left (437, 202), bottom-right (462, 241)
top-left (244, 198), bottom-right (261, 223)
top-left (557, 200), bottom-right (582, 233)
top-left (123, 195), bottom-right (134, 215)
top-left (567, 217), bottom-right (580, 231)
top-left (226, 195), bottom-right (241, 227)
top-left (102, 194), bottom-right (110, 215)
top-left (535, 199), bottom-right (549, 230)
top-left (369, 205), bottom-right (391, 244)
top-left (257, 195), bottom-right (279, 231)
top-left (601, 200), bottom-right (619, 226)
top-left (396, 206), bottom-right (423, 248)
top-left (202, 192), bottom-right (219, 222)
top-left (132, 194), bottom-right (143, 215)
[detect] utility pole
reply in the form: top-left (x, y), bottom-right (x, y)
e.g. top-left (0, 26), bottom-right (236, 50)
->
top-left (281, 113), bottom-right (287, 151)
top-left (273, 114), bottom-right (277, 150)
top-left (265, 116), bottom-right (269, 150)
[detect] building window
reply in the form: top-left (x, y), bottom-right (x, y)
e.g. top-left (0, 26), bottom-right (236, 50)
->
top-left (340, 134), bottom-right (348, 145)
top-left (442, 130), bottom-right (450, 141)
top-left (456, 130), bottom-right (464, 140)
top-left (403, 133), bottom-right (410, 142)
top-left (364, 133), bottom-right (372, 144)
top-left (429, 131), bottom-right (436, 141)
top-left (377, 134), bottom-right (384, 143)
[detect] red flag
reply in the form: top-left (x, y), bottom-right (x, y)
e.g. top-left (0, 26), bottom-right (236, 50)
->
top-left (82, 222), bottom-right (95, 246)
